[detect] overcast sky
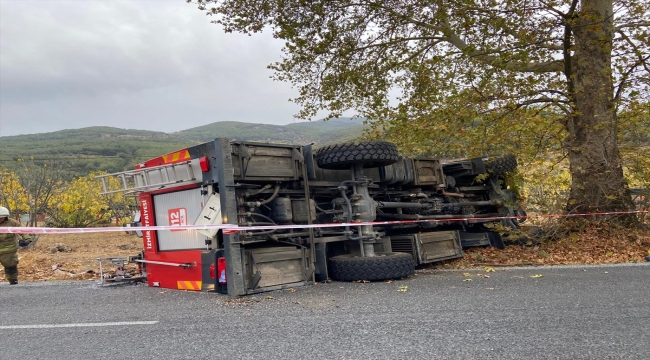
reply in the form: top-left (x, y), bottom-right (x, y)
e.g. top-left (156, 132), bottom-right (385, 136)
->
top-left (0, 0), bottom-right (312, 137)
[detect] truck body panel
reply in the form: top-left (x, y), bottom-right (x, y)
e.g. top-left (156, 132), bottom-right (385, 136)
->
top-left (99, 138), bottom-right (525, 296)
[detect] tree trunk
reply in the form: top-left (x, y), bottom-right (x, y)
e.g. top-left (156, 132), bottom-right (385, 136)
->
top-left (565, 0), bottom-right (636, 220)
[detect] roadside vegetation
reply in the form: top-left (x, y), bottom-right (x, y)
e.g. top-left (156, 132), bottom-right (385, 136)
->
top-left (192, 0), bottom-right (649, 223)
top-left (0, 122), bottom-right (647, 284)
top-left (0, 0), bottom-right (648, 282)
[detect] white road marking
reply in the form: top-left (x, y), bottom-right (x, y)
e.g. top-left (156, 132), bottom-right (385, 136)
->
top-left (0, 321), bottom-right (158, 329)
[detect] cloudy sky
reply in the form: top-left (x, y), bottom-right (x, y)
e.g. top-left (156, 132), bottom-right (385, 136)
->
top-left (0, 0), bottom-right (311, 137)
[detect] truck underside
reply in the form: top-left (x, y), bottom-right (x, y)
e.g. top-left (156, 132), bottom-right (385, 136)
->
top-left (98, 138), bottom-right (525, 296)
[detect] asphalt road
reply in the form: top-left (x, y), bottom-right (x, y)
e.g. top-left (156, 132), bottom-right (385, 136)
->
top-left (1, 263), bottom-right (648, 360)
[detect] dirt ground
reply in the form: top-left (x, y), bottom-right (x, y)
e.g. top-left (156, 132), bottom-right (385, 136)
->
top-left (438, 225), bottom-right (650, 269)
top-left (1, 232), bottom-right (142, 283)
top-left (1, 224), bottom-right (649, 283)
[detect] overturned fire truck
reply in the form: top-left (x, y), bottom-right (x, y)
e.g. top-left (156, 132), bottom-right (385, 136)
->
top-left (97, 139), bottom-right (524, 296)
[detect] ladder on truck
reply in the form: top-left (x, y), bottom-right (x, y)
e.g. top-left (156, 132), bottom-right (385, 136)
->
top-left (96, 161), bottom-right (196, 195)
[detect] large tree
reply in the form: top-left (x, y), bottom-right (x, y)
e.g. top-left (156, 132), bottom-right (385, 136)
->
top-left (191, 0), bottom-right (649, 217)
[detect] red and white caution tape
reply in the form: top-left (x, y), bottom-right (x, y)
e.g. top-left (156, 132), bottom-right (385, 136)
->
top-left (0, 210), bottom-right (647, 235)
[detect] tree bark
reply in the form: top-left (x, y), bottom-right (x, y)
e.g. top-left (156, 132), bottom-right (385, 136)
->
top-left (565, 0), bottom-right (636, 220)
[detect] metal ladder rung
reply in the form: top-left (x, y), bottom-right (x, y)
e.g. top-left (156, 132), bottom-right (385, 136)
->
top-left (100, 177), bottom-right (109, 194)
top-left (160, 167), bottom-right (170, 184)
top-left (96, 161), bottom-right (196, 195)
top-left (120, 174), bottom-right (128, 191)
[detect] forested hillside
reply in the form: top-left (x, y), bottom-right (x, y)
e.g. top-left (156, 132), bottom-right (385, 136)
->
top-left (0, 118), bottom-right (366, 177)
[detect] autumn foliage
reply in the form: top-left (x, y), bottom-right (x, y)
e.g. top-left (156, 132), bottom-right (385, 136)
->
top-left (1, 170), bottom-right (135, 228)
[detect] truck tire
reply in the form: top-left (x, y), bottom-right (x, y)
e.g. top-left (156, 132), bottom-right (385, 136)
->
top-left (328, 252), bottom-right (415, 281)
top-left (483, 154), bottom-right (517, 175)
top-left (315, 141), bottom-right (399, 170)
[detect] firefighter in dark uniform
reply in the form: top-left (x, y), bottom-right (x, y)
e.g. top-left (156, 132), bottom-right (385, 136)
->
top-left (0, 206), bottom-right (28, 285)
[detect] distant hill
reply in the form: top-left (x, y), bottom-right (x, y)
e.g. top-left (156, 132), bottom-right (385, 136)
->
top-left (0, 118), bottom-right (367, 177)
top-left (173, 117), bottom-right (365, 144)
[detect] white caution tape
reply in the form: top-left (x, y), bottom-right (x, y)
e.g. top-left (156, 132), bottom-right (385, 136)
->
top-left (0, 210), bottom-right (647, 235)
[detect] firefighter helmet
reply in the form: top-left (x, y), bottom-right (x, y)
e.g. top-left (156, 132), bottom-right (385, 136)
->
top-left (0, 206), bottom-right (9, 217)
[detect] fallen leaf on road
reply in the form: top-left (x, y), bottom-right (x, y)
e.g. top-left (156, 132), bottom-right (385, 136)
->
top-left (265, 296), bottom-right (274, 300)
top-left (485, 267), bottom-right (495, 273)
top-left (463, 273), bottom-right (472, 277)
top-left (397, 286), bottom-right (408, 292)
top-left (530, 274), bottom-right (544, 278)
top-left (287, 288), bottom-right (296, 293)
top-left (477, 274), bottom-right (490, 278)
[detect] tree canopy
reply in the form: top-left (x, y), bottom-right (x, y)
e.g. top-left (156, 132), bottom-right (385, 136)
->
top-left (192, 0), bottom-right (649, 218)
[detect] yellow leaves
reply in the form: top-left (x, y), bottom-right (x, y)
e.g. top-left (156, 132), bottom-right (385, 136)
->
top-left (397, 285), bottom-right (408, 292)
top-left (48, 172), bottom-right (130, 228)
top-left (485, 267), bottom-right (495, 272)
top-left (462, 271), bottom-right (491, 281)
top-left (0, 171), bottom-right (29, 213)
top-left (520, 155), bottom-right (572, 215)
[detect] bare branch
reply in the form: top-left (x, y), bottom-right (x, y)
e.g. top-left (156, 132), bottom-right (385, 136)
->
top-left (616, 22), bottom-right (650, 30)
top-left (442, 24), bottom-right (564, 73)
top-left (352, 36), bottom-right (446, 52)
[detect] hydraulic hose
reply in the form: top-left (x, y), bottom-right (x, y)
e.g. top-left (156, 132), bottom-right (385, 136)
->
top-left (258, 184), bottom-right (281, 206)
top-left (243, 184), bottom-right (272, 197)
top-left (238, 212), bottom-right (278, 235)
top-left (243, 212), bottom-right (276, 224)
top-left (244, 184), bottom-right (280, 208)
